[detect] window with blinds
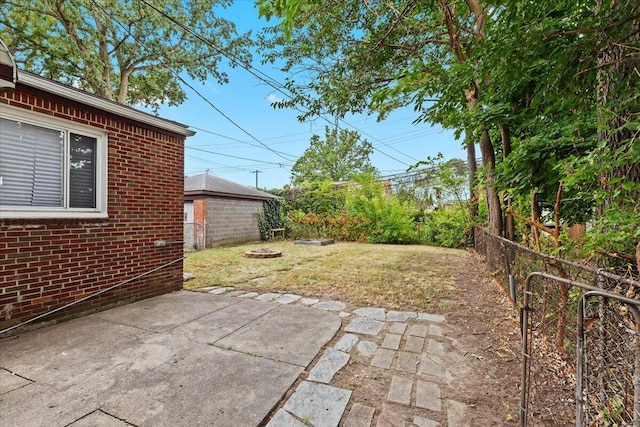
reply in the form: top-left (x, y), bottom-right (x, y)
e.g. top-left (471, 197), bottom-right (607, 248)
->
top-left (0, 108), bottom-right (106, 218)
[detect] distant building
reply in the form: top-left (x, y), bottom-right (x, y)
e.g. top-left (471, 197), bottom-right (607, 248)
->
top-left (184, 173), bottom-right (278, 248)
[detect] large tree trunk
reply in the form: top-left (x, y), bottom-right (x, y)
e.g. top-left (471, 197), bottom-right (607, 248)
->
top-left (500, 124), bottom-right (514, 240)
top-left (596, 2), bottom-right (640, 213)
top-left (467, 139), bottom-right (478, 220)
top-left (479, 127), bottom-right (503, 236)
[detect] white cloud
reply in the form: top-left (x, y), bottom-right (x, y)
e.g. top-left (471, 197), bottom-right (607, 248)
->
top-left (266, 92), bottom-right (283, 104)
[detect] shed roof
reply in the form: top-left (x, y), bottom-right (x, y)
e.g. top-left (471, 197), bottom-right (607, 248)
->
top-left (184, 173), bottom-right (278, 201)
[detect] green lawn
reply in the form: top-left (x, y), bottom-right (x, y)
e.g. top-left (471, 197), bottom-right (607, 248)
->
top-left (183, 241), bottom-right (466, 312)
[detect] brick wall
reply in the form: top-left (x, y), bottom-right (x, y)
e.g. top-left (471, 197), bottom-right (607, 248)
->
top-left (204, 198), bottom-right (264, 247)
top-left (193, 198), bottom-right (207, 248)
top-left (0, 84), bottom-right (186, 331)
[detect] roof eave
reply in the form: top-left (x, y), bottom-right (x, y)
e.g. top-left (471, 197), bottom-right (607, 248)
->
top-left (18, 71), bottom-right (195, 137)
top-left (184, 190), bottom-right (276, 201)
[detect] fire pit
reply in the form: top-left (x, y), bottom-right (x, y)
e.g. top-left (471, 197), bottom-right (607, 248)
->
top-left (244, 248), bottom-right (282, 259)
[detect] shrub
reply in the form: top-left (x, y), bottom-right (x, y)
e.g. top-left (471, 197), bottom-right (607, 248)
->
top-left (421, 203), bottom-right (474, 248)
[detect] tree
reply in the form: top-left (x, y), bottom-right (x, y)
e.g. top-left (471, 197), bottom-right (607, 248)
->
top-left (290, 126), bottom-right (376, 184)
top-left (258, 0), bottom-right (640, 258)
top-left (257, 0), bottom-right (503, 235)
top-left (0, 0), bottom-right (252, 110)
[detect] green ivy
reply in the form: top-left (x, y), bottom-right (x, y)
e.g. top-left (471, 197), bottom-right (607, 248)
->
top-left (257, 199), bottom-right (284, 240)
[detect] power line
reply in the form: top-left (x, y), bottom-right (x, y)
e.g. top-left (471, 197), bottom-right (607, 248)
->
top-left (188, 146), bottom-right (292, 168)
top-left (89, 0), bottom-right (293, 163)
top-left (135, 0), bottom-right (418, 168)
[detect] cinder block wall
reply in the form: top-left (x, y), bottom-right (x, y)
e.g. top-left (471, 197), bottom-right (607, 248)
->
top-left (0, 85), bottom-right (185, 331)
top-left (205, 198), bottom-right (264, 247)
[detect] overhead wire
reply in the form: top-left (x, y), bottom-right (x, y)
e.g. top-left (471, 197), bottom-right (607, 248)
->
top-left (135, 0), bottom-right (418, 168)
top-left (89, 0), bottom-right (296, 165)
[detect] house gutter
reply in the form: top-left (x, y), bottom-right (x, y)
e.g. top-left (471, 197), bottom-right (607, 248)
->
top-left (17, 71), bottom-right (195, 137)
top-left (0, 257), bottom-right (184, 336)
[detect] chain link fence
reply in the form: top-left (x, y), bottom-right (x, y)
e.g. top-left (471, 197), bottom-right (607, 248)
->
top-left (474, 227), bottom-right (640, 426)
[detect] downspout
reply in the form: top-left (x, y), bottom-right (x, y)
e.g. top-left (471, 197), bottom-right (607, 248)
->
top-left (0, 256), bottom-right (184, 335)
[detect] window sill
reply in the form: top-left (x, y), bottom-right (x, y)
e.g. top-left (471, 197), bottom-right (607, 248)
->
top-left (0, 210), bottom-right (109, 220)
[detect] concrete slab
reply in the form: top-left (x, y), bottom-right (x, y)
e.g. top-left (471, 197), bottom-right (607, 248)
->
top-left (256, 292), bottom-right (282, 302)
top-left (299, 297), bottom-right (320, 305)
top-left (335, 333), bottom-right (359, 352)
top-left (427, 339), bottom-right (445, 356)
top-left (357, 340), bottom-right (378, 357)
top-left (284, 381), bottom-right (351, 427)
top-left (0, 368), bottom-right (32, 394)
top-left (396, 352), bottom-right (418, 374)
top-left (381, 333), bottom-right (402, 350)
top-left (265, 410), bottom-right (308, 427)
top-left (0, 383), bottom-right (95, 427)
top-left (239, 291), bottom-right (260, 298)
top-left (216, 304), bottom-right (341, 366)
top-left (314, 301), bottom-right (346, 311)
top-left (0, 291), bottom-right (339, 427)
top-left (94, 291), bottom-right (238, 332)
top-left (416, 381), bottom-right (442, 411)
top-left (429, 324), bottom-right (443, 337)
top-left (419, 353), bottom-right (443, 378)
top-left (345, 317), bottom-right (384, 336)
top-left (446, 400), bottom-right (469, 427)
top-left (276, 294), bottom-right (302, 304)
top-left (171, 298), bottom-right (276, 344)
top-left (371, 348), bottom-right (395, 369)
top-left (344, 403), bottom-right (375, 427)
top-left (404, 336), bottom-right (425, 353)
top-left (387, 376), bottom-right (412, 405)
top-left (386, 311), bottom-right (417, 322)
top-left (417, 313), bottom-right (445, 323)
top-left (408, 324), bottom-right (428, 338)
top-left (353, 307), bottom-right (386, 321)
top-left (308, 348), bottom-right (350, 383)
top-left (413, 416), bottom-right (441, 427)
top-left (102, 345), bottom-right (303, 426)
top-left (388, 322), bottom-right (407, 335)
top-left (68, 410), bottom-right (133, 426)
top-left (209, 286), bottom-right (233, 294)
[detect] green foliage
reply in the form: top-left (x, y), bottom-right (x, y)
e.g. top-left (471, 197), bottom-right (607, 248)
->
top-left (420, 203), bottom-right (473, 248)
top-left (257, 199), bottom-right (284, 240)
top-left (344, 175), bottom-right (418, 244)
top-left (257, 0), bottom-right (640, 259)
top-left (282, 180), bottom-right (347, 215)
top-left (0, 0), bottom-right (252, 110)
top-left (291, 126), bottom-right (376, 185)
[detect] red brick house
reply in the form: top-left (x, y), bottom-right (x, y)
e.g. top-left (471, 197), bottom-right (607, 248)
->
top-left (0, 49), bottom-right (194, 332)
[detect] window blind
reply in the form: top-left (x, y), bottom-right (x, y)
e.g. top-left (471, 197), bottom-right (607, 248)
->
top-left (0, 117), bottom-right (63, 207)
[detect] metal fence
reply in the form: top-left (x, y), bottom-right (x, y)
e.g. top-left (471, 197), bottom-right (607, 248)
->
top-left (474, 227), bottom-right (640, 426)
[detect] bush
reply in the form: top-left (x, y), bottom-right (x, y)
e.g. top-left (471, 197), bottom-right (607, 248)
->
top-left (345, 175), bottom-right (419, 244)
top-left (420, 203), bottom-right (473, 248)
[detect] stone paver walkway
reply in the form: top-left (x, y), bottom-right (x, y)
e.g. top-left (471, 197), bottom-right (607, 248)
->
top-left (199, 286), bottom-right (469, 427)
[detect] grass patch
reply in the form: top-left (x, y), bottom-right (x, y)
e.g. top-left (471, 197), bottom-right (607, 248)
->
top-left (184, 241), bottom-right (465, 312)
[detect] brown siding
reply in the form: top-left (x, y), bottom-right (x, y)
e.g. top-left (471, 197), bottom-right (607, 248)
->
top-left (0, 86), bottom-right (185, 331)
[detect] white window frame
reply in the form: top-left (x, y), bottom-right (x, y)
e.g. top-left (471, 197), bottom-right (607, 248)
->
top-left (0, 105), bottom-right (108, 219)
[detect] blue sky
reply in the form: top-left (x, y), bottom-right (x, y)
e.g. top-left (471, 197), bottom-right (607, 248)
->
top-left (156, 1), bottom-right (465, 190)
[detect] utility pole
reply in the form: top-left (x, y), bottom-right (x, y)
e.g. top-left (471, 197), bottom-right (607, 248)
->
top-left (252, 170), bottom-right (262, 188)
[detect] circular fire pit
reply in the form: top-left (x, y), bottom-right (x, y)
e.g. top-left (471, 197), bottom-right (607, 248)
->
top-left (244, 248), bottom-right (282, 259)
